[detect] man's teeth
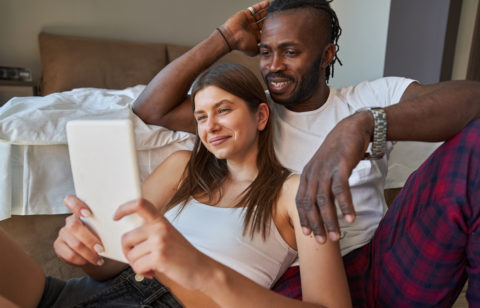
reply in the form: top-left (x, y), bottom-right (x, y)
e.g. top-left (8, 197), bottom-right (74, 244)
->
top-left (271, 81), bottom-right (288, 87)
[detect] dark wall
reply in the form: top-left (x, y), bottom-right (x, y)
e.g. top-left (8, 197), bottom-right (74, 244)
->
top-left (384, 0), bottom-right (462, 84)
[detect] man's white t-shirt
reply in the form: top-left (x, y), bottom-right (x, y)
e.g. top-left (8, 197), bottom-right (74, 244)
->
top-left (270, 77), bottom-right (415, 256)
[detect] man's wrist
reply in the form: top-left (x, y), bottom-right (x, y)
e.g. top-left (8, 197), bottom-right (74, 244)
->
top-left (216, 27), bottom-right (232, 52)
top-left (354, 109), bottom-right (375, 141)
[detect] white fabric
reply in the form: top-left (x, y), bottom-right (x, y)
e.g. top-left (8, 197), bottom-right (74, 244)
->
top-left (165, 199), bottom-right (298, 288)
top-left (385, 141), bottom-right (442, 188)
top-left (270, 77), bottom-right (415, 256)
top-left (0, 86), bottom-right (195, 220)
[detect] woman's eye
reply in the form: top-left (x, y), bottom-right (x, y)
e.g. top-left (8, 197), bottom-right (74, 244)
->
top-left (219, 108), bottom-right (231, 114)
top-left (196, 115), bottom-right (207, 121)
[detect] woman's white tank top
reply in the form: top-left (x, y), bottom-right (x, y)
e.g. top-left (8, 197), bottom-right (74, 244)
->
top-left (164, 199), bottom-right (298, 288)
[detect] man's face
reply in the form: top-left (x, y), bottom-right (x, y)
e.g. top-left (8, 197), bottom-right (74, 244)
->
top-left (259, 9), bottom-right (330, 111)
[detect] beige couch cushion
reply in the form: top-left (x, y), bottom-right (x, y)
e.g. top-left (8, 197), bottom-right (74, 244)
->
top-left (39, 33), bottom-right (168, 95)
top-left (167, 44), bottom-right (265, 88)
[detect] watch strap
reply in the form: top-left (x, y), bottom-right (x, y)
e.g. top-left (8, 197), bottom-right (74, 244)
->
top-left (360, 107), bottom-right (387, 160)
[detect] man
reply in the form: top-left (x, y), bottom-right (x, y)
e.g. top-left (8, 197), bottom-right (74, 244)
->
top-left (133, 0), bottom-right (480, 306)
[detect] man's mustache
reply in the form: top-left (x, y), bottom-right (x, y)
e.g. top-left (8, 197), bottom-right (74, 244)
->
top-left (263, 72), bottom-right (294, 81)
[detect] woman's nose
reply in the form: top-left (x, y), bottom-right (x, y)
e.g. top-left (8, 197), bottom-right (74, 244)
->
top-left (206, 116), bottom-right (220, 132)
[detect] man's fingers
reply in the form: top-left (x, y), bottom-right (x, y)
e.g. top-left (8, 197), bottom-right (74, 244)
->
top-left (256, 18), bottom-right (266, 31)
top-left (316, 186), bottom-right (340, 241)
top-left (303, 177), bottom-right (328, 242)
top-left (297, 170), bottom-right (329, 243)
top-left (296, 173), bottom-right (312, 234)
top-left (251, 0), bottom-right (269, 13)
top-left (249, 1), bottom-right (269, 26)
top-left (331, 169), bottom-right (356, 223)
top-left (305, 200), bottom-right (327, 244)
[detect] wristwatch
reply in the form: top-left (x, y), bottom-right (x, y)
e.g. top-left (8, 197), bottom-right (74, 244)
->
top-left (358, 107), bottom-right (387, 159)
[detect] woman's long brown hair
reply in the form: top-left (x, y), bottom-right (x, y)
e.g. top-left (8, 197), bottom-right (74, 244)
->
top-left (163, 63), bottom-right (291, 238)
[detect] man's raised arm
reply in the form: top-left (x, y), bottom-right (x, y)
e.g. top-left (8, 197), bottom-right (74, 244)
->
top-left (132, 1), bottom-right (269, 133)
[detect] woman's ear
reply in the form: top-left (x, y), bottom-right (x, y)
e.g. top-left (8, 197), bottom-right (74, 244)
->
top-left (257, 102), bottom-right (269, 131)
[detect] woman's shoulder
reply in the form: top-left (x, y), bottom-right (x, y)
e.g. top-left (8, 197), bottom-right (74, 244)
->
top-left (148, 150), bottom-right (191, 180)
top-left (167, 150), bottom-right (192, 163)
top-left (157, 150), bottom-right (191, 170)
top-left (281, 173), bottom-right (300, 196)
top-left (276, 173), bottom-right (300, 213)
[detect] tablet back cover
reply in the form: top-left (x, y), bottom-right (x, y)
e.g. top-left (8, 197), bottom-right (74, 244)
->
top-left (66, 119), bottom-right (142, 263)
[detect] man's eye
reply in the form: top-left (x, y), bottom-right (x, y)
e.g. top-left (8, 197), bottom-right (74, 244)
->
top-left (260, 49), bottom-right (270, 56)
top-left (285, 50), bottom-right (297, 56)
top-left (196, 115), bottom-right (207, 121)
top-left (219, 108), bottom-right (231, 114)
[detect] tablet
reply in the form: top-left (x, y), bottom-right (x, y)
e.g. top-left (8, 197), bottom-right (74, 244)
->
top-left (66, 119), bottom-right (143, 263)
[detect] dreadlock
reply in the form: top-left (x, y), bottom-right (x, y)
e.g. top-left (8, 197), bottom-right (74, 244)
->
top-left (267, 0), bottom-right (342, 83)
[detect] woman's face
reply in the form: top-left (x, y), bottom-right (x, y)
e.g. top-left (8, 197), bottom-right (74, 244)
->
top-left (193, 85), bottom-right (268, 162)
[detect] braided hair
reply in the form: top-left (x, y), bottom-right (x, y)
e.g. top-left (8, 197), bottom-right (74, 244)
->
top-left (267, 0), bottom-right (342, 82)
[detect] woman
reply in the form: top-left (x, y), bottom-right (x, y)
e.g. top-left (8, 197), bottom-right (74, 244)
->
top-left (0, 63), bottom-right (351, 307)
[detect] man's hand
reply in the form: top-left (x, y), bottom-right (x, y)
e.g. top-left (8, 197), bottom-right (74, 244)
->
top-left (296, 111), bottom-right (373, 243)
top-left (221, 1), bottom-right (269, 56)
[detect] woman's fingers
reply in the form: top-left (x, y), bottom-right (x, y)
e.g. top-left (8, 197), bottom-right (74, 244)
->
top-left (125, 238), bottom-right (154, 264)
top-left (64, 195), bottom-right (93, 218)
top-left (54, 236), bottom-right (88, 266)
top-left (130, 252), bottom-right (158, 278)
top-left (56, 226), bottom-right (103, 266)
top-left (54, 215), bottom-right (104, 266)
top-left (121, 218), bottom-right (169, 259)
top-left (114, 199), bottom-right (156, 222)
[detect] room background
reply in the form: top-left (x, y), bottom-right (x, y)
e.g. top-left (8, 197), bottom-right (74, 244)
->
top-left (1, 0), bottom-right (476, 89)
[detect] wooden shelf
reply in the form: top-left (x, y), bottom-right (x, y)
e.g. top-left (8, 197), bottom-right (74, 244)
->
top-left (0, 80), bottom-right (36, 106)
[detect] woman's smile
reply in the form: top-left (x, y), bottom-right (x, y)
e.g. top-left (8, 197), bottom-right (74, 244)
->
top-left (209, 135), bottom-right (231, 146)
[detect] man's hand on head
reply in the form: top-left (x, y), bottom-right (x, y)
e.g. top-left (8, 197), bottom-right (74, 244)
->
top-left (296, 110), bottom-right (374, 243)
top-left (221, 1), bottom-right (269, 56)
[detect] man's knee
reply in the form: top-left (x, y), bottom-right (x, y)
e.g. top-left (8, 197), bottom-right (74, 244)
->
top-left (444, 118), bottom-right (480, 152)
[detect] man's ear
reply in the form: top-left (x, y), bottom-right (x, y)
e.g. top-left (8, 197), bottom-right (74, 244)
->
top-left (257, 102), bottom-right (269, 131)
top-left (321, 43), bottom-right (336, 69)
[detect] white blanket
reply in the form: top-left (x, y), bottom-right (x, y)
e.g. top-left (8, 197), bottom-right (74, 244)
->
top-left (0, 86), bottom-right (441, 220)
top-left (0, 86), bottom-right (195, 220)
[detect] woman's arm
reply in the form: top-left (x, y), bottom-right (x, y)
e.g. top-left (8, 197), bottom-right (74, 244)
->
top-left (115, 196), bottom-right (324, 308)
top-left (115, 173), bottom-right (350, 307)
top-left (198, 175), bottom-right (351, 307)
top-left (53, 150), bottom-right (191, 281)
top-left (142, 150), bottom-right (191, 208)
top-left (285, 175), bottom-right (352, 307)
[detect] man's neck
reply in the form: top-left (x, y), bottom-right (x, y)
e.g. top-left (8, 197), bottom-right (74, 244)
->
top-left (285, 83), bottom-right (330, 113)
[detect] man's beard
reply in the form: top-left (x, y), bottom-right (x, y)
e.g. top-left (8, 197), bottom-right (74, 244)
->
top-left (264, 55), bottom-right (322, 108)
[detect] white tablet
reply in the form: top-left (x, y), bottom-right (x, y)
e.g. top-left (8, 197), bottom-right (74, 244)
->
top-left (66, 119), bottom-right (143, 263)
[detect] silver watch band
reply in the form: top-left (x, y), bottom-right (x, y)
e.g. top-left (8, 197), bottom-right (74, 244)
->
top-left (360, 107), bottom-right (387, 160)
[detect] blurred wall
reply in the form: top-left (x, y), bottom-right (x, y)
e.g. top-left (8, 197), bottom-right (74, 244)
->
top-left (0, 0), bottom-right (390, 88)
top-left (0, 0), bottom-right (476, 88)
